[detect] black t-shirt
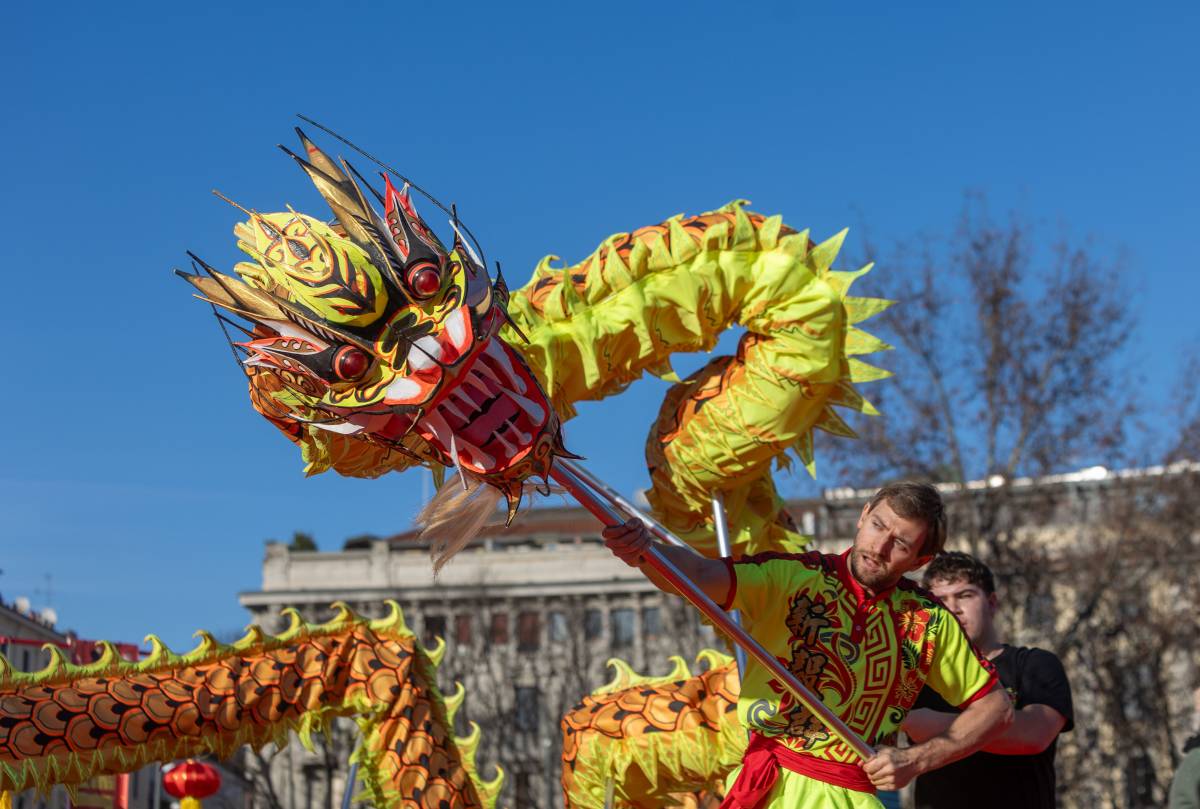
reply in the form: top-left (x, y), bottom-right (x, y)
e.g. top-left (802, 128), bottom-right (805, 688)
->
top-left (913, 645), bottom-right (1074, 809)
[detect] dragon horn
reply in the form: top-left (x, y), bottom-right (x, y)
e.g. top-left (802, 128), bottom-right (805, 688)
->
top-left (276, 143), bottom-right (394, 277)
top-left (489, 263), bottom-right (530, 343)
top-left (381, 173), bottom-right (449, 260)
top-left (294, 127), bottom-right (350, 185)
top-left (176, 257), bottom-right (286, 323)
top-left (278, 139), bottom-right (414, 305)
top-left (449, 206), bottom-right (484, 274)
top-left (179, 252), bottom-right (374, 353)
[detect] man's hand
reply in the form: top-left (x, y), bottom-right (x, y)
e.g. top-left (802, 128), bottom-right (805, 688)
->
top-left (602, 519), bottom-right (652, 567)
top-left (863, 746), bottom-right (922, 791)
top-left (601, 519), bottom-right (733, 604)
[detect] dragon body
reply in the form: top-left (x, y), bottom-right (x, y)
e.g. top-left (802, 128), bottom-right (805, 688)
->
top-left (0, 604), bottom-right (501, 808)
top-left (3, 128), bottom-right (890, 805)
top-left (561, 652), bottom-right (744, 808)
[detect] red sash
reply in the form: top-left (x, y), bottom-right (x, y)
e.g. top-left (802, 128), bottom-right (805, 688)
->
top-left (719, 733), bottom-right (876, 808)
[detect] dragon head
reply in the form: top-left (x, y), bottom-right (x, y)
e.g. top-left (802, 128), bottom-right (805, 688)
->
top-left (180, 128), bottom-right (565, 519)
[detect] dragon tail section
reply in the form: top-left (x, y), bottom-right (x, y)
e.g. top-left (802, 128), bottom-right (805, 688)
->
top-left (0, 603), bottom-right (502, 809)
top-left (560, 650), bottom-right (744, 808)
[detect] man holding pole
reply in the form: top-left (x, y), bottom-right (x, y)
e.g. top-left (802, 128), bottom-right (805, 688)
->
top-left (603, 481), bottom-right (1013, 808)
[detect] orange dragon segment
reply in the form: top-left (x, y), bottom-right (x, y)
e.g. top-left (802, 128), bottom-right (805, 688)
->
top-left (0, 603), bottom-right (502, 809)
top-left (561, 651), bottom-right (746, 808)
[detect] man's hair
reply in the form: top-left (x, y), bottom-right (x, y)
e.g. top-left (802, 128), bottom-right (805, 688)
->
top-left (922, 551), bottom-right (996, 594)
top-left (867, 481), bottom-right (947, 556)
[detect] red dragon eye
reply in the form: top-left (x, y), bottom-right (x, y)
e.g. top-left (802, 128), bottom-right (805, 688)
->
top-left (333, 346), bottom-right (370, 381)
top-left (407, 263), bottom-right (443, 299)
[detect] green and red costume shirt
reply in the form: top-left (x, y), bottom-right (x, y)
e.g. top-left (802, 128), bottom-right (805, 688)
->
top-left (718, 549), bottom-right (997, 807)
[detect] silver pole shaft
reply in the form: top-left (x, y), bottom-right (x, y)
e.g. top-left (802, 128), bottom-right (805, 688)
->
top-left (340, 762), bottom-right (358, 809)
top-left (559, 460), bottom-right (692, 551)
top-left (551, 463), bottom-right (875, 762)
top-left (711, 492), bottom-right (748, 680)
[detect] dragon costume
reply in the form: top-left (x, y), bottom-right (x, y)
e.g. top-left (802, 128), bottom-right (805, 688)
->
top-left (0, 126), bottom-right (890, 806)
top-left (0, 603), bottom-right (502, 808)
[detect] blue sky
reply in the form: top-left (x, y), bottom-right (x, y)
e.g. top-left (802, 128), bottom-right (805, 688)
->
top-left (0, 1), bottom-right (1195, 650)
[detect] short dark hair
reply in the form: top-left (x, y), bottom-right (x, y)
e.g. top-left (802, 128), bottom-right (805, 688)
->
top-left (867, 481), bottom-right (947, 556)
top-left (922, 551), bottom-right (995, 594)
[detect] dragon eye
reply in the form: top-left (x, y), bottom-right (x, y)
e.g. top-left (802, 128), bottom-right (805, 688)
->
top-left (407, 262), bottom-right (443, 299)
top-left (333, 346), bottom-right (370, 381)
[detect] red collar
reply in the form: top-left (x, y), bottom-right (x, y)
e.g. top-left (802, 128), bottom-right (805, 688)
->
top-left (835, 548), bottom-right (896, 607)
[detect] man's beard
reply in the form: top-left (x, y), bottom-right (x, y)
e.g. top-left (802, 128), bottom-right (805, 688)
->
top-left (850, 549), bottom-right (894, 593)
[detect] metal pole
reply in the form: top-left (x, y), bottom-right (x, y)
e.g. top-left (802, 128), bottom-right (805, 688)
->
top-left (559, 460), bottom-right (692, 551)
top-left (711, 492), bottom-right (748, 680)
top-left (550, 463), bottom-right (876, 762)
top-left (340, 762), bottom-right (358, 809)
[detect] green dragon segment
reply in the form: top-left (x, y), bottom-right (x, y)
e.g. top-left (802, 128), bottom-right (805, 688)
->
top-left (0, 603), bottom-right (503, 809)
top-left (509, 200), bottom-right (891, 556)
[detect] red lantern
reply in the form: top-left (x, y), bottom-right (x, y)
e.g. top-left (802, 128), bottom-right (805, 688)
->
top-left (163, 760), bottom-right (221, 809)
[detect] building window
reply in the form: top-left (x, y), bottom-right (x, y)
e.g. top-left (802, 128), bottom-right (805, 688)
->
top-left (517, 611), bottom-right (540, 652)
top-left (642, 606), bottom-right (662, 638)
top-left (514, 686), bottom-right (539, 733)
top-left (455, 614), bottom-right (473, 645)
top-left (584, 608), bottom-right (604, 640)
top-left (490, 613), bottom-right (509, 645)
top-left (423, 615), bottom-right (446, 648)
top-left (612, 608), bottom-right (635, 648)
top-left (547, 610), bottom-right (568, 642)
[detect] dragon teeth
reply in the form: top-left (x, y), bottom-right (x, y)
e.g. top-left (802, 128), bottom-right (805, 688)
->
top-left (466, 371), bottom-right (494, 402)
top-left (445, 307), bottom-right (470, 351)
top-left (407, 335), bottom-right (442, 371)
top-left (449, 434), bottom-right (469, 489)
top-left (483, 339), bottom-right (527, 395)
top-left (385, 376), bottom-right (423, 402)
top-left (310, 421), bottom-right (364, 435)
top-left (418, 411), bottom-right (452, 448)
top-left (454, 433), bottom-right (495, 469)
top-left (440, 398), bottom-right (469, 423)
top-left (453, 385), bottom-right (480, 411)
top-left (503, 388), bottom-right (546, 426)
top-left (493, 426), bottom-right (518, 455)
top-left (472, 353), bottom-right (505, 387)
